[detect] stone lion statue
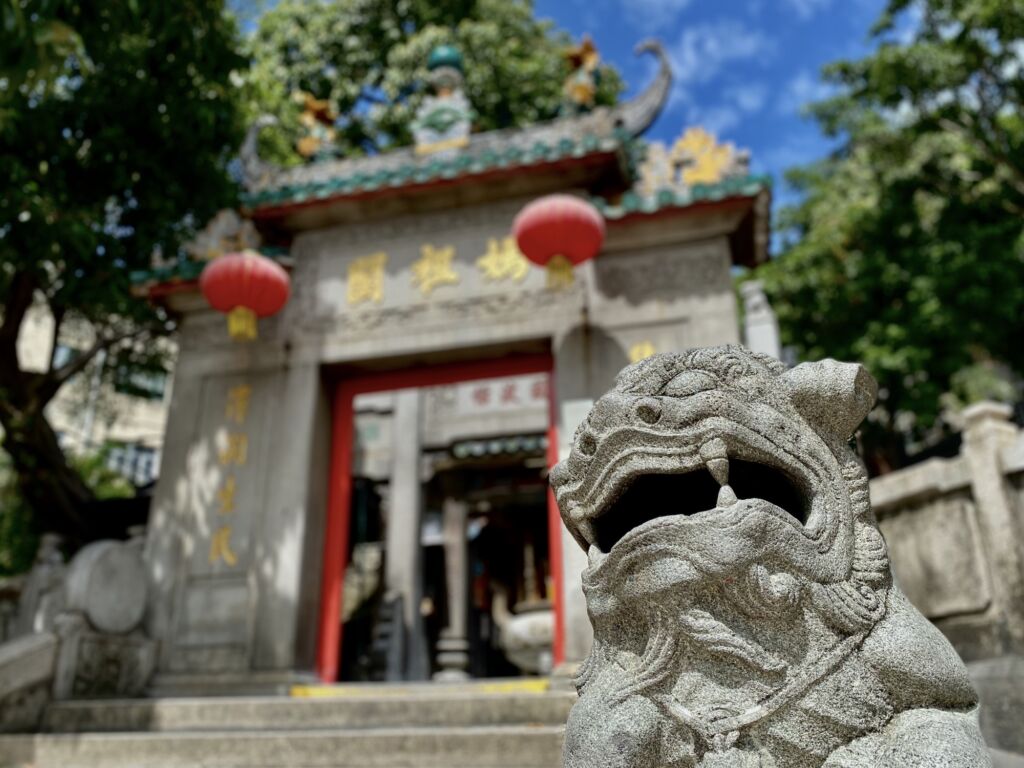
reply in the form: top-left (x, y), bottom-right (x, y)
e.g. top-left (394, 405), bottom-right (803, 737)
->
top-left (551, 345), bottom-right (989, 768)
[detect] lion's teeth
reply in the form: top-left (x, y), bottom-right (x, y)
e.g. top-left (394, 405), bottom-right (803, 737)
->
top-left (699, 437), bottom-right (728, 461)
top-left (700, 438), bottom-right (730, 484)
top-left (707, 457), bottom-right (729, 485)
top-left (717, 484), bottom-right (738, 508)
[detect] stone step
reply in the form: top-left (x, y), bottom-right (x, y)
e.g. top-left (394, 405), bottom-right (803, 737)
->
top-left (0, 724), bottom-right (565, 768)
top-left (43, 689), bottom-right (576, 734)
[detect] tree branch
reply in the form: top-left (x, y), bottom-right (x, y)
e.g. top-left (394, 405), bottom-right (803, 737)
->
top-left (47, 302), bottom-right (66, 373)
top-left (35, 327), bottom-right (148, 407)
top-left (0, 270), bottom-right (36, 358)
top-left (937, 117), bottom-right (1024, 201)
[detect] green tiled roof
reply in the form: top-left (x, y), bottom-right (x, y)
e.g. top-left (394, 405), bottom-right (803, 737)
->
top-left (130, 247), bottom-right (289, 289)
top-left (593, 174), bottom-right (771, 219)
top-left (241, 131), bottom-right (634, 210)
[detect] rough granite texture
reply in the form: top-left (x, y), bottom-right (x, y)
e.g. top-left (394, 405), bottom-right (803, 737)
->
top-left (551, 345), bottom-right (990, 767)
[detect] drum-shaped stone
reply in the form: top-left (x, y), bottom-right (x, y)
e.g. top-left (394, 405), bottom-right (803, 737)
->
top-left (65, 541), bottom-right (148, 634)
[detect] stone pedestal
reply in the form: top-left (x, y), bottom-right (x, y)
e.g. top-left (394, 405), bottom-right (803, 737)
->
top-left (53, 613), bottom-right (155, 699)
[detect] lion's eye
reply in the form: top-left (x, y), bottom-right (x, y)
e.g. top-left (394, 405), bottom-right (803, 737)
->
top-left (577, 432), bottom-right (597, 456)
top-left (635, 399), bottom-right (661, 424)
top-left (663, 370), bottom-right (716, 397)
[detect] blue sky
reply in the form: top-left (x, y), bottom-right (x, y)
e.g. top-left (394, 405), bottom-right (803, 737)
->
top-left (533, 0), bottom-right (891, 208)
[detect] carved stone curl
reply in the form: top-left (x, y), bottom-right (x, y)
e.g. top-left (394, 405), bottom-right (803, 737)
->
top-left (551, 345), bottom-right (989, 767)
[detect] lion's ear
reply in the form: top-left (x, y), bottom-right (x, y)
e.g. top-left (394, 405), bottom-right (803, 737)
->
top-left (782, 360), bottom-right (878, 441)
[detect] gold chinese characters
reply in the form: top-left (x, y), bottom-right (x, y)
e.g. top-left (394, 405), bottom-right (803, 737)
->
top-left (344, 236), bottom-right (579, 306)
top-left (412, 244), bottom-right (459, 296)
top-left (477, 237), bottom-right (529, 282)
top-left (210, 382), bottom-right (253, 567)
top-left (347, 252), bottom-right (388, 306)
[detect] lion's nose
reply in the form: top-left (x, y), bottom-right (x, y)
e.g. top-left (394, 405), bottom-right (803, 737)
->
top-left (549, 460), bottom-right (570, 489)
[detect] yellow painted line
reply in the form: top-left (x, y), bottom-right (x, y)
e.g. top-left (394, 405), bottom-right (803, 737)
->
top-left (290, 678), bottom-right (550, 698)
top-left (476, 679), bottom-right (550, 694)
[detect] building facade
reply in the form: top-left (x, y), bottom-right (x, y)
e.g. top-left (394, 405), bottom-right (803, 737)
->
top-left (11, 306), bottom-right (169, 487)
top-left (134, 41), bottom-right (772, 690)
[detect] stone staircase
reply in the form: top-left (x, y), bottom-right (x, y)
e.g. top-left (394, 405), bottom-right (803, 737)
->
top-left (0, 681), bottom-right (573, 768)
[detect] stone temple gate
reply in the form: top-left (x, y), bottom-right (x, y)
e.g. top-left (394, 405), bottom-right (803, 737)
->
top-left (134, 41), bottom-right (772, 690)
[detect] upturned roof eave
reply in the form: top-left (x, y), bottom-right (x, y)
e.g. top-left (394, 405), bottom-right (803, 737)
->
top-left (238, 40), bottom-right (672, 213)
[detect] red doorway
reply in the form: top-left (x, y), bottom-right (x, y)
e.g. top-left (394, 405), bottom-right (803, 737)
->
top-left (316, 352), bottom-right (563, 682)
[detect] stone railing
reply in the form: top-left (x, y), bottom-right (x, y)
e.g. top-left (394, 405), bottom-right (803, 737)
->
top-left (0, 536), bottom-right (155, 732)
top-left (870, 402), bottom-right (1024, 754)
top-left (870, 402), bottom-right (1024, 661)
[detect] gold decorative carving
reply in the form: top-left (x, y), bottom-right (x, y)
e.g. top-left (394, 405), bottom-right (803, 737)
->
top-left (672, 127), bottom-right (734, 185)
top-left (629, 341), bottom-right (657, 363)
top-left (412, 244), bottom-right (459, 296)
top-left (638, 127), bottom-right (747, 194)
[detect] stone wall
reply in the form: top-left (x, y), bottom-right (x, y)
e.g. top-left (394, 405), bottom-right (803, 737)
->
top-left (870, 402), bottom-right (1024, 662)
top-left (870, 401), bottom-right (1024, 753)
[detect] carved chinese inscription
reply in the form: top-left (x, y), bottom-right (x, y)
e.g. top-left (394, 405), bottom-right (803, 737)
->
top-left (552, 346), bottom-right (989, 768)
top-left (209, 383), bottom-right (254, 568)
top-left (477, 237), bottom-right (529, 282)
top-left (412, 243), bottom-right (459, 296)
top-left (347, 252), bottom-right (388, 306)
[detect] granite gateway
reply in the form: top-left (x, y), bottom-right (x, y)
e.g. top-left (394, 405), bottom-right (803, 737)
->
top-left (552, 346), bottom-right (989, 767)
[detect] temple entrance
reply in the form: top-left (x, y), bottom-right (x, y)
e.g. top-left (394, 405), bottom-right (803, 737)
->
top-left (317, 353), bottom-right (563, 683)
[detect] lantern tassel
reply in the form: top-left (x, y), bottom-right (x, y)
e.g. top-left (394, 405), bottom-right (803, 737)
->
top-left (227, 307), bottom-right (258, 341)
top-left (545, 255), bottom-right (575, 291)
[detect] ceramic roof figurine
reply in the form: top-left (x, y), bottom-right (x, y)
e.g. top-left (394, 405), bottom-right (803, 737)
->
top-left (552, 345), bottom-right (990, 768)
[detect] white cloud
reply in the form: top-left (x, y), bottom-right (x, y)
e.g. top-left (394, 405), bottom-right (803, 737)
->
top-left (685, 104), bottom-right (742, 135)
top-left (778, 70), bottom-right (834, 115)
top-left (728, 82), bottom-right (768, 113)
top-left (623, 0), bottom-right (694, 31)
top-left (668, 20), bottom-right (774, 100)
top-left (783, 0), bottom-right (833, 19)
top-left (681, 82), bottom-right (766, 138)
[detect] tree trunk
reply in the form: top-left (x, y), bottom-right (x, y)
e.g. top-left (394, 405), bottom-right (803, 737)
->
top-left (0, 396), bottom-right (95, 548)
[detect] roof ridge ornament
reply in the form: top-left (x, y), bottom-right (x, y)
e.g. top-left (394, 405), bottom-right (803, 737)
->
top-left (238, 38), bottom-right (673, 198)
top-left (612, 39), bottom-right (673, 137)
top-left (412, 44), bottom-right (475, 157)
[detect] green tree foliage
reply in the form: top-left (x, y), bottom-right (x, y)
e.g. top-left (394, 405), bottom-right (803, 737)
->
top-left (244, 0), bottom-right (623, 163)
top-left (759, 0), bottom-right (1024, 472)
top-left (1, 0), bottom-right (85, 96)
top-left (0, 2), bottom-right (245, 543)
top-left (0, 448), bottom-right (133, 575)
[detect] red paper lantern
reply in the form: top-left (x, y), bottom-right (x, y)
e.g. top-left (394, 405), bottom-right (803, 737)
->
top-left (199, 250), bottom-right (291, 341)
top-left (512, 194), bottom-right (605, 269)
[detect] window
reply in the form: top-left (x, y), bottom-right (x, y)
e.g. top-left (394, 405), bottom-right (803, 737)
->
top-left (105, 443), bottom-right (159, 486)
top-left (113, 366), bottom-right (167, 401)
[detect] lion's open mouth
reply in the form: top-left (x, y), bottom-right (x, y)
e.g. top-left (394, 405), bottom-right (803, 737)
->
top-left (592, 459), bottom-right (810, 554)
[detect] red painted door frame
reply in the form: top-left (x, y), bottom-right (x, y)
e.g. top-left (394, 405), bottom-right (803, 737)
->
top-left (316, 352), bottom-right (564, 682)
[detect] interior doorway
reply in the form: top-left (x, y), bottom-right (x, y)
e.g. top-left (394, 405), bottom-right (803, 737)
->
top-left (317, 352), bottom-right (563, 683)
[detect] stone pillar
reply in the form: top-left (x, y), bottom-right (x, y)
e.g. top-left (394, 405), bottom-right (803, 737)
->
top-left (433, 490), bottom-right (470, 681)
top-left (253, 362), bottom-right (322, 670)
top-left (384, 389), bottom-right (429, 680)
top-left (558, 399), bottom-right (595, 671)
top-left (740, 280), bottom-right (781, 360)
top-left (552, 323), bottom-right (630, 675)
top-left (961, 401), bottom-right (1024, 654)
